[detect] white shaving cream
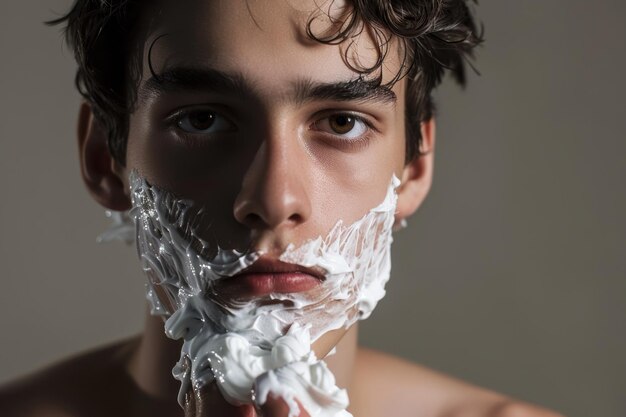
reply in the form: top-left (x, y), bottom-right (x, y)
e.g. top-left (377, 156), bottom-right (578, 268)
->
top-left (100, 169), bottom-right (401, 417)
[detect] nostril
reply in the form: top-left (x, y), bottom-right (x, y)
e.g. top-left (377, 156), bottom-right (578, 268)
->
top-left (287, 213), bottom-right (303, 224)
top-left (244, 212), bottom-right (265, 228)
top-left (242, 212), bottom-right (303, 229)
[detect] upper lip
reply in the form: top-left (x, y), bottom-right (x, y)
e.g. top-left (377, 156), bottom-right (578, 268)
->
top-left (233, 256), bottom-right (326, 280)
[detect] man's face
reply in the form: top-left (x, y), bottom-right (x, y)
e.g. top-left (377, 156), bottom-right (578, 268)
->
top-left (120, 0), bottom-right (408, 355)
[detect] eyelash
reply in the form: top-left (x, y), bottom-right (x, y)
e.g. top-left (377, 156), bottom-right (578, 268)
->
top-left (166, 108), bottom-right (375, 150)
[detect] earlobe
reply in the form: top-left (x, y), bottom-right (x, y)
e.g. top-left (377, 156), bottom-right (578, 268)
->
top-left (77, 102), bottom-right (131, 211)
top-left (394, 118), bottom-right (436, 225)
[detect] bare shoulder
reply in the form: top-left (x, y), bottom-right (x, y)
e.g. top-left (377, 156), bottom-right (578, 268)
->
top-left (0, 337), bottom-right (140, 417)
top-left (349, 347), bottom-right (565, 417)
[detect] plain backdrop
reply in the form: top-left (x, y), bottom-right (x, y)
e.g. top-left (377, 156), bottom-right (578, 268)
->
top-left (1, 1), bottom-right (624, 416)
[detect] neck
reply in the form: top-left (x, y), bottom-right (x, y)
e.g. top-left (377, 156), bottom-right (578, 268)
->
top-left (127, 308), bottom-right (182, 400)
top-left (127, 305), bottom-right (359, 401)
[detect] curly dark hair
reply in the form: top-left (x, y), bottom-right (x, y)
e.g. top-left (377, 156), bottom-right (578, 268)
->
top-left (47, 0), bottom-right (482, 166)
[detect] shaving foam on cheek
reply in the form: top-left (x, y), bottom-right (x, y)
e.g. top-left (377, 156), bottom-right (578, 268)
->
top-left (101, 169), bottom-right (400, 417)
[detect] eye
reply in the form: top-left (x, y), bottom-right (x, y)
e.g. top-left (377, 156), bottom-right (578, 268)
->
top-left (173, 109), bottom-right (234, 135)
top-left (313, 113), bottom-right (371, 140)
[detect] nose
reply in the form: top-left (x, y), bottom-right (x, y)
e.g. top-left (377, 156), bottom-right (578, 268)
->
top-left (233, 135), bottom-right (311, 231)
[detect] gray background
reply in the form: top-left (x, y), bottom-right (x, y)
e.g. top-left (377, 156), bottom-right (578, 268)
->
top-left (1, 1), bottom-right (624, 416)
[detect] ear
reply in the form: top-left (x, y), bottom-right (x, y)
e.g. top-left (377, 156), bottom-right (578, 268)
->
top-left (394, 118), bottom-right (436, 225)
top-left (77, 101), bottom-right (131, 211)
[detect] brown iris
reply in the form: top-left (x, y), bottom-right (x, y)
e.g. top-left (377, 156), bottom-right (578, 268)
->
top-left (329, 115), bottom-right (355, 134)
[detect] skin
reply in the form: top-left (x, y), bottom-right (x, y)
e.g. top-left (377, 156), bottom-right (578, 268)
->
top-left (0, 1), bottom-right (566, 416)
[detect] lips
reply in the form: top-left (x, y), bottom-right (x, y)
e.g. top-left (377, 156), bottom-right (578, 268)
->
top-left (214, 256), bottom-right (325, 298)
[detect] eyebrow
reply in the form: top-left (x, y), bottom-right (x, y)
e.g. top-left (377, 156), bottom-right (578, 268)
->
top-left (139, 66), bottom-right (397, 108)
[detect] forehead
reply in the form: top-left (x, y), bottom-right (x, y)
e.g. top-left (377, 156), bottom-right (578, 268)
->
top-left (140, 0), bottom-right (406, 102)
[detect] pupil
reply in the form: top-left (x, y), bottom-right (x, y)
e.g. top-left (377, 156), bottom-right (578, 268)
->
top-left (190, 112), bottom-right (214, 130)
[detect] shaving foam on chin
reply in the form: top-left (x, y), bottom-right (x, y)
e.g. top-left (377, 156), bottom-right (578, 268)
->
top-left (101, 169), bottom-right (401, 417)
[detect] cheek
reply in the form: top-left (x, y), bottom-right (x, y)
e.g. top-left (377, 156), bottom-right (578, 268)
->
top-left (305, 142), bottom-right (400, 231)
top-left (125, 115), bottom-right (257, 245)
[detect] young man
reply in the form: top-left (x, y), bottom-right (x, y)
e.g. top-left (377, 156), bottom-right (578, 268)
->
top-left (0, 1), bottom-right (563, 416)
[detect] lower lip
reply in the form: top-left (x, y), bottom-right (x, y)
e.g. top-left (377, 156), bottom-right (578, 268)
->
top-left (216, 272), bottom-right (321, 298)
